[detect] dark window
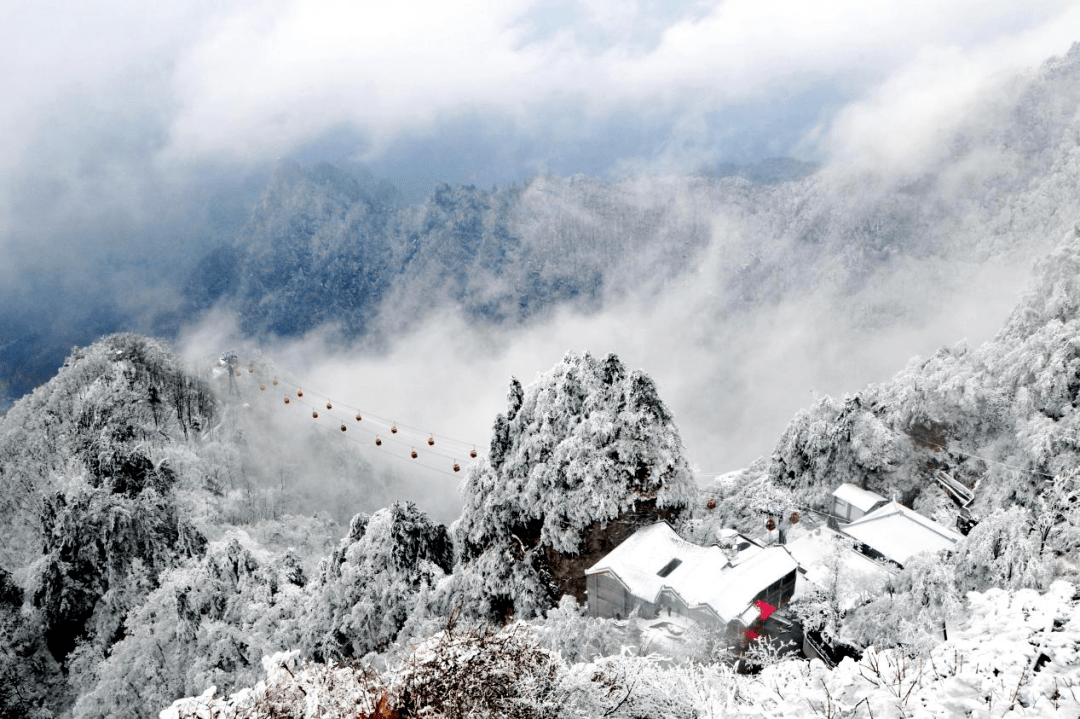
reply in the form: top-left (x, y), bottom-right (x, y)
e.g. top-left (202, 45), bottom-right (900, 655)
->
top-left (657, 558), bottom-right (683, 577)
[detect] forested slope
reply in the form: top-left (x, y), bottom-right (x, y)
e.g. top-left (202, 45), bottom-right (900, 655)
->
top-left (768, 229), bottom-right (1080, 552)
top-left (0, 335), bottom-right (444, 717)
top-left (168, 44), bottom-right (1080, 355)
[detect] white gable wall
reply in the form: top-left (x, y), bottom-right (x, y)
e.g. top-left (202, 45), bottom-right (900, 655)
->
top-left (831, 483), bottom-right (887, 522)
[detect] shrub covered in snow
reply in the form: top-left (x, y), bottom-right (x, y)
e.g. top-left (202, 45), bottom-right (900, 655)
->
top-left (301, 501), bottom-right (453, 661)
top-left (164, 581), bottom-right (1080, 718)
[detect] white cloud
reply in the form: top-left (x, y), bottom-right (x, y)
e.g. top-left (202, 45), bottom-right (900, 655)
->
top-left (0, 0), bottom-right (1075, 192)
top-left (154, 0), bottom-right (1080, 164)
top-left (176, 206), bottom-right (1032, 496)
top-left (808, 4), bottom-right (1080, 175)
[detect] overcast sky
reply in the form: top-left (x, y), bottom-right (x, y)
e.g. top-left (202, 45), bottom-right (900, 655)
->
top-left (3, 0), bottom-right (1079, 204)
top-left (4, 1), bottom-right (1080, 483)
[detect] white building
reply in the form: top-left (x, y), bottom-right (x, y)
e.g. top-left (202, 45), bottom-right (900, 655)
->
top-left (839, 501), bottom-right (963, 567)
top-left (785, 526), bottom-right (892, 609)
top-left (830, 483), bottom-right (887, 523)
top-left (585, 522), bottom-right (798, 641)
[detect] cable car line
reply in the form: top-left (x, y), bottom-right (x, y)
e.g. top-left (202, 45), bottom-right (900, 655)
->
top-left (277, 379), bottom-right (480, 454)
top-left (298, 402), bottom-right (466, 479)
top-left (285, 393), bottom-right (476, 467)
top-left (265, 369), bottom-right (484, 453)
top-left (229, 356), bottom-right (486, 467)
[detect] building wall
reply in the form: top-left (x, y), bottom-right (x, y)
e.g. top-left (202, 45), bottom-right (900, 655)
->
top-left (755, 569), bottom-right (798, 611)
top-left (588, 572), bottom-right (636, 620)
top-left (589, 573), bottom-right (723, 627)
top-left (655, 589), bottom-right (721, 628)
top-left (834, 495), bottom-right (887, 523)
top-left (588, 569), bottom-right (797, 633)
top-left (688, 606), bottom-right (722, 629)
top-left (833, 497), bottom-right (863, 522)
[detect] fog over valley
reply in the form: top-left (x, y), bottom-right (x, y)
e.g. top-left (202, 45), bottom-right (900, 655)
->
top-left (4, 3), bottom-right (1080, 717)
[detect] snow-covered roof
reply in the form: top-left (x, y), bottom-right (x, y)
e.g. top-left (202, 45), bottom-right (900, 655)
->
top-left (840, 501), bottom-right (962, 566)
top-left (786, 527), bottom-right (892, 610)
top-left (832, 483), bottom-right (887, 513)
top-left (585, 522), bottom-right (798, 624)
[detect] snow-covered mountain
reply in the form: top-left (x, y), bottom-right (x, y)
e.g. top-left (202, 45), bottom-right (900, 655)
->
top-left (4, 235), bottom-right (1080, 714)
top-left (3, 38), bottom-right (1080, 719)
top-left (5, 44), bottom-right (1080, 419)
top-left (767, 230), bottom-right (1080, 551)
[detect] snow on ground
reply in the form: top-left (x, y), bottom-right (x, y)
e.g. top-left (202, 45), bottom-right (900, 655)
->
top-left (162, 582), bottom-right (1080, 718)
top-left (786, 525), bottom-right (893, 609)
top-left (752, 581), bottom-right (1080, 718)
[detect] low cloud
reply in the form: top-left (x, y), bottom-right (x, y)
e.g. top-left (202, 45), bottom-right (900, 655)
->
top-left (4, 0), bottom-right (1079, 512)
top-left (152, 0), bottom-right (1080, 167)
top-left (807, 7), bottom-right (1080, 176)
top-left (177, 207), bottom-right (1035, 521)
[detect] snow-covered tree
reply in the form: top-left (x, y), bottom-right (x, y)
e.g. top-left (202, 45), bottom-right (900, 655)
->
top-left (32, 476), bottom-right (207, 663)
top-left (0, 568), bottom-right (57, 718)
top-left (685, 459), bottom-right (799, 542)
top-left (771, 394), bottom-right (901, 509)
top-left (165, 579), bottom-right (1080, 719)
top-left (451, 352), bottom-right (696, 622)
top-left (1034, 471), bottom-right (1080, 558)
top-left (846, 550), bottom-right (962, 651)
top-left (71, 533), bottom-right (307, 719)
top-left (302, 502), bottom-right (453, 661)
top-left (0, 334), bottom-right (216, 569)
top-left (953, 506), bottom-right (1052, 593)
top-left (530, 595), bottom-right (624, 663)
top-left (789, 533), bottom-right (859, 643)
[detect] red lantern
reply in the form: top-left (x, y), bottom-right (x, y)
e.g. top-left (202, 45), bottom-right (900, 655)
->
top-left (312, 411), bottom-right (318, 419)
top-left (391, 424), bottom-right (398, 434)
top-left (411, 449), bottom-right (418, 459)
top-left (283, 397), bottom-right (290, 405)
top-left (427, 436), bottom-right (435, 446)
top-left (259, 384), bottom-right (266, 392)
top-left (470, 448), bottom-right (477, 459)
top-left (375, 436), bottom-right (382, 446)
top-left (453, 463), bottom-right (461, 472)
top-left (340, 424), bottom-right (346, 433)
top-left (297, 389), bottom-right (303, 397)
top-left (355, 413), bottom-right (362, 422)
top-left (765, 518), bottom-right (776, 532)
top-left (706, 498), bottom-right (717, 511)
top-left (326, 401), bottom-right (333, 410)
top-left (790, 511), bottom-right (800, 524)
